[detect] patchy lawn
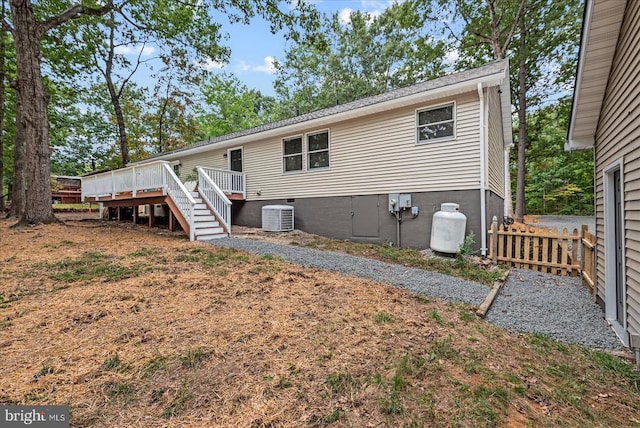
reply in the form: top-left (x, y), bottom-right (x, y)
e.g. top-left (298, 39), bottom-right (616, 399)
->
top-left (1, 217), bottom-right (639, 427)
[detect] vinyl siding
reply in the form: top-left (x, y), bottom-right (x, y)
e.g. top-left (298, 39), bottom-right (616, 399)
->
top-left (486, 87), bottom-right (505, 197)
top-left (175, 147), bottom-right (228, 181)
top-left (170, 93), bottom-right (482, 200)
top-left (594, 0), bottom-right (640, 338)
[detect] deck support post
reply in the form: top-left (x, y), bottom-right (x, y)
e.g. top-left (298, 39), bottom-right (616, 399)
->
top-left (133, 205), bottom-right (138, 224)
top-left (117, 207), bottom-right (123, 221)
top-left (148, 204), bottom-right (155, 228)
top-left (169, 209), bottom-right (175, 232)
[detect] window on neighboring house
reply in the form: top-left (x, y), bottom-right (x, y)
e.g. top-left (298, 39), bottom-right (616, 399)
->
top-left (417, 103), bottom-right (455, 143)
top-left (283, 136), bottom-right (303, 172)
top-left (307, 131), bottom-right (329, 169)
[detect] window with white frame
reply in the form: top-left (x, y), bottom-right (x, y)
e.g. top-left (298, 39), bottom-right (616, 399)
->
top-left (283, 136), bottom-right (303, 172)
top-left (307, 131), bottom-right (329, 169)
top-left (417, 103), bottom-right (455, 143)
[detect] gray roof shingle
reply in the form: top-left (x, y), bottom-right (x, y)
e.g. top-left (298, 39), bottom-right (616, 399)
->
top-left (143, 60), bottom-right (508, 160)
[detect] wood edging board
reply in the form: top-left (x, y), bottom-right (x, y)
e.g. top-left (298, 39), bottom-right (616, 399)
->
top-left (476, 270), bottom-right (510, 319)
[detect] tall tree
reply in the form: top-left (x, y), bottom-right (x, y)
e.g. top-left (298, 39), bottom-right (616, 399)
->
top-left (196, 72), bottom-right (277, 138)
top-left (0, 1), bottom-right (6, 211)
top-left (523, 97), bottom-right (593, 215)
top-left (434, 0), bottom-right (582, 222)
top-left (434, 0), bottom-right (525, 219)
top-left (2, 0), bottom-right (317, 224)
top-left (275, 0), bottom-right (447, 115)
top-left (5, 0), bottom-right (112, 224)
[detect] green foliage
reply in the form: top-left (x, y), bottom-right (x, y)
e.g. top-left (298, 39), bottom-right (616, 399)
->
top-left (274, 1), bottom-right (447, 116)
top-left (457, 232), bottom-right (476, 257)
top-left (195, 73), bottom-right (277, 138)
top-left (180, 347), bottom-right (209, 369)
top-left (518, 97), bottom-right (594, 215)
top-left (374, 312), bottom-right (394, 325)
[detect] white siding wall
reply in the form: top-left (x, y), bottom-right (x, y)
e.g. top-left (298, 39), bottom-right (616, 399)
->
top-left (486, 87), bottom-right (505, 197)
top-left (594, 0), bottom-right (640, 339)
top-left (170, 93), bottom-right (482, 200)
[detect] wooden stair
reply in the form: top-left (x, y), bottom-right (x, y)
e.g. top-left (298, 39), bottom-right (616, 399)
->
top-left (190, 191), bottom-right (228, 241)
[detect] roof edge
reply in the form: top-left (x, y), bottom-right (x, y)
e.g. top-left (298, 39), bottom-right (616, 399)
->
top-left (135, 60), bottom-right (509, 164)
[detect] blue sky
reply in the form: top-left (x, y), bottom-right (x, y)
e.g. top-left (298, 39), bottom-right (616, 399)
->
top-left (119, 1), bottom-right (400, 97)
top-left (209, 1), bottom-right (397, 96)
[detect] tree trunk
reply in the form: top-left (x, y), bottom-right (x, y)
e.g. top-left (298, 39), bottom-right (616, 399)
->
top-left (7, 93), bottom-right (25, 218)
top-left (107, 77), bottom-right (129, 167)
top-left (515, 11), bottom-right (527, 223)
top-left (0, 0), bottom-right (6, 212)
top-left (10, 0), bottom-right (55, 224)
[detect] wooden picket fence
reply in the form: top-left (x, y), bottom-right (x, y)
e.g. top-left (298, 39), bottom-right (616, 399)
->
top-left (488, 218), bottom-right (581, 276)
top-left (581, 224), bottom-right (597, 295)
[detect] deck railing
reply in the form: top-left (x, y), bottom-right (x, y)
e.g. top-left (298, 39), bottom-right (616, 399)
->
top-left (81, 161), bottom-right (197, 240)
top-left (199, 167), bottom-right (246, 199)
top-left (163, 164), bottom-right (196, 241)
top-left (197, 167), bottom-right (232, 233)
top-left (82, 161), bottom-right (168, 200)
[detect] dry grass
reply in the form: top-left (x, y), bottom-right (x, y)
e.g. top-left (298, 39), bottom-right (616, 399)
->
top-left (1, 216), bottom-right (639, 427)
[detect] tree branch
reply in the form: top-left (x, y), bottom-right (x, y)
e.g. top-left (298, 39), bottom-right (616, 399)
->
top-left (1, 17), bottom-right (13, 35)
top-left (500, 0), bottom-right (526, 55)
top-left (38, 0), bottom-right (114, 36)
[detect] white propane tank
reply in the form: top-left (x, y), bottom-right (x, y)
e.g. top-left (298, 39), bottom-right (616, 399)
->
top-left (429, 203), bottom-right (467, 253)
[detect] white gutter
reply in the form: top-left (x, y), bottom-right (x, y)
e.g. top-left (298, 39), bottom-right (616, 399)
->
top-left (478, 83), bottom-right (487, 256)
top-left (504, 146), bottom-right (510, 217)
top-left (566, 0), bottom-right (594, 151)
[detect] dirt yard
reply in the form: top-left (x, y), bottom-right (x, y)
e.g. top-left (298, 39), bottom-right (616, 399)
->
top-left (1, 215), bottom-right (639, 427)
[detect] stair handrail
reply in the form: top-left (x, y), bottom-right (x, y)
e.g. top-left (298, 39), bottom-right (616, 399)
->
top-left (197, 167), bottom-right (232, 233)
top-left (199, 167), bottom-right (246, 199)
top-left (162, 163), bottom-right (196, 241)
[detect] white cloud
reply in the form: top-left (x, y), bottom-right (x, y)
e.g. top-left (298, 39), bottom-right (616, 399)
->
top-left (114, 44), bottom-right (155, 57)
top-left (201, 58), bottom-right (225, 71)
top-left (237, 60), bottom-right (251, 72)
top-left (253, 56), bottom-right (277, 74)
top-left (444, 48), bottom-right (459, 65)
top-left (338, 8), bottom-right (354, 25)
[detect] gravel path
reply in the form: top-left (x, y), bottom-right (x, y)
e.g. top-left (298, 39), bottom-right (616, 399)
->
top-left (485, 269), bottom-right (622, 350)
top-left (210, 237), bottom-right (488, 305)
top-left (206, 237), bottom-right (623, 350)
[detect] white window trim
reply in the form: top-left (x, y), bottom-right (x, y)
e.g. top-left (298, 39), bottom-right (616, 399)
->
top-left (282, 134), bottom-right (304, 174)
top-left (281, 130), bottom-right (331, 174)
top-left (227, 146), bottom-right (244, 172)
top-left (415, 101), bottom-right (456, 144)
top-left (306, 129), bottom-right (331, 171)
top-left (603, 158), bottom-right (629, 346)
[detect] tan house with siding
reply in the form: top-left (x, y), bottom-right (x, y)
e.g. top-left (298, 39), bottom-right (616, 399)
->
top-left (567, 0), bottom-right (640, 349)
top-left (132, 60), bottom-right (512, 252)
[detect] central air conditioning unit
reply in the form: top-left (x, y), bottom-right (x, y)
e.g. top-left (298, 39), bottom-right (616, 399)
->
top-left (262, 205), bottom-right (294, 232)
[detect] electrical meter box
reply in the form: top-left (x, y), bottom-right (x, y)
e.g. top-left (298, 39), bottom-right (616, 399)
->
top-left (398, 194), bottom-right (412, 209)
top-left (388, 193), bottom-right (412, 212)
top-left (388, 193), bottom-right (399, 212)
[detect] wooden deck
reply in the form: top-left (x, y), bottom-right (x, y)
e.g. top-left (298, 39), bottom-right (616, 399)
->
top-left (89, 190), bottom-right (243, 236)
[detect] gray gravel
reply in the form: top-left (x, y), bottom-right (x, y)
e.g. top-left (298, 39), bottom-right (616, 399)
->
top-left (209, 237), bottom-right (488, 305)
top-left (485, 269), bottom-right (622, 349)
top-left (206, 237), bottom-right (623, 350)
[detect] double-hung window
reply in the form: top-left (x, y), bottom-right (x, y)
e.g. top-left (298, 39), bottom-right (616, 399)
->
top-left (283, 136), bottom-right (303, 172)
top-left (283, 130), bottom-right (330, 173)
top-left (307, 131), bottom-right (329, 169)
top-left (417, 103), bottom-right (455, 143)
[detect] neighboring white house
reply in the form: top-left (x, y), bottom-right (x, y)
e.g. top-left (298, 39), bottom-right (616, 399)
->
top-left (567, 0), bottom-right (640, 351)
top-left (134, 60), bottom-right (513, 252)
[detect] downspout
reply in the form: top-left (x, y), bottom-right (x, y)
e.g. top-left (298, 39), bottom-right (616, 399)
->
top-left (504, 147), bottom-right (510, 217)
top-left (478, 83), bottom-right (487, 256)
